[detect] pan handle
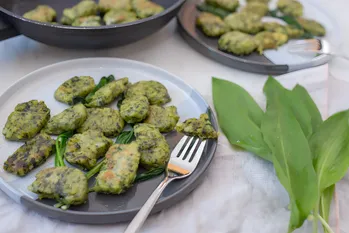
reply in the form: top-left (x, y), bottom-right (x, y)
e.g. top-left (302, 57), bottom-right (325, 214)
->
top-left (0, 16), bottom-right (19, 41)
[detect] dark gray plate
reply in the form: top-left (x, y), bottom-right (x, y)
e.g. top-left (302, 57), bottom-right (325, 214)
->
top-left (177, 0), bottom-right (339, 75)
top-left (0, 58), bottom-right (217, 224)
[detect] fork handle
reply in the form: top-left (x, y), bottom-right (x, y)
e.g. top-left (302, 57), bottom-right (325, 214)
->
top-left (124, 177), bottom-right (173, 233)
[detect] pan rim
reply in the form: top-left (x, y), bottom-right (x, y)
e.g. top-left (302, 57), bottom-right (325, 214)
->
top-left (0, 0), bottom-right (186, 30)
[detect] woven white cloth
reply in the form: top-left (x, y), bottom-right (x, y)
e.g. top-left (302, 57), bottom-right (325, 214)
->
top-left (0, 20), bottom-right (348, 233)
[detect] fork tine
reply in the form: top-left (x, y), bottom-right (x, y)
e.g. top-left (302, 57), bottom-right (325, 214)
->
top-left (178, 137), bottom-right (194, 159)
top-left (184, 138), bottom-right (200, 161)
top-left (288, 39), bottom-right (321, 53)
top-left (171, 136), bottom-right (188, 157)
top-left (190, 140), bottom-right (207, 167)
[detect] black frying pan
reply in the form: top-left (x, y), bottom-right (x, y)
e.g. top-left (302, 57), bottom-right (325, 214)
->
top-left (0, 0), bottom-right (185, 49)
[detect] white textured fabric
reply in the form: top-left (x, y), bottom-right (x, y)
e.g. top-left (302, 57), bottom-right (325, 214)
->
top-left (1, 65), bottom-right (347, 233)
top-left (0, 16), bottom-right (348, 233)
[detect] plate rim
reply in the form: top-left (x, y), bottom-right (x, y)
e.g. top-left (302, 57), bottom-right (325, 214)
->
top-left (0, 57), bottom-right (218, 222)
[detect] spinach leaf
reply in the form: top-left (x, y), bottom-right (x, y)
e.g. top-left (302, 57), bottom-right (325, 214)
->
top-left (264, 77), bottom-right (313, 139)
top-left (261, 82), bottom-right (318, 232)
top-left (212, 77), bottom-right (271, 161)
top-left (117, 93), bottom-right (125, 109)
top-left (291, 84), bottom-right (323, 134)
top-left (320, 185), bottom-right (335, 231)
top-left (135, 167), bottom-right (165, 182)
top-left (196, 3), bottom-right (231, 19)
top-left (85, 158), bottom-right (105, 180)
top-left (115, 129), bottom-right (135, 144)
top-left (85, 75), bottom-right (115, 103)
top-left (310, 110), bottom-right (349, 192)
top-left (55, 131), bottom-right (74, 167)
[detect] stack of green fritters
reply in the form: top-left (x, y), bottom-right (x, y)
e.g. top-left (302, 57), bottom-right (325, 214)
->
top-left (196, 0), bottom-right (326, 55)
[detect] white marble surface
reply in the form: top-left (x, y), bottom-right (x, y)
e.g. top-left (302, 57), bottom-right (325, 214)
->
top-left (1, 0), bottom-right (349, 232)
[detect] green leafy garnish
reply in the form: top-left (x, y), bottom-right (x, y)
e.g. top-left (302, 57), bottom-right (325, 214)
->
top-left (310, 110), bottom-right (349, 192)
top-left (196, 3), bottom-right (231, 19)
top-left (291, 84), bottom-right (323, 133)
top-left (135, 167), bottom-right (165, 182)
top-left (115, 129), bottom-right (135, 144)
top-left (212, 77), bottom-right (271, 161)
top-left (262, 79), bottom-right (318, 232)
top-left (308, 110), bottom-right (349, 233)
top-left (320, 185), bottom-right (335, 233)
top-left (54, 131), bottom-right (74, 167)
top-left (268, 10), bottom-right (313, 39)
top-left (213, 76), bottom-right (349, 233)
top-left (85, 158), bottom-right (105, 180)
top-left (264, 77), bottom-right (313, 138)
top-left (117, 93), bottom-right (125, 109)
top-left (71, 75), bottom-right (115, 105)
top-left (85, 75), bottom-right (115, 103)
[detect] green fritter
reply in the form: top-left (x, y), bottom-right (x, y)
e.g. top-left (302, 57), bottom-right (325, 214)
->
top-left (246, 0), bottom-right (269, 3)
top-left (240, 2), bottom-right (269, 17)
top-left (120, 96), bottom-right (149, 123)
top-left (284, 25), bottom-right (304, 38)
top-left (297, 18), bottom-right (326, 36)
top-left (45, 103), bottom-right (87, 135)
top-left (23, 5), bottom-right (57, 23)
top-left (3, 133), bottom-right (55, 177)
top-left (196, 12), bottom-right (229, 37)
top-left (224, 12), bottom-right (263, 34)
top-left (103, 10), bottom-right (138, 25)
top-left (65, 130), bottom-right (112, 170)
top-left (91, 142), bottom-right (140, 194)
top-left (205, 0), bottom-right (239, 12)
top-left (85, 78), bottom-right (129, 107)
top-left (277, 0), bottom-right (303, 17)
top-left (61, 0), bottom-right (98, 25)
top-left (263, 22), bottom-right (304, 38)
top-left (218, 31), bottom-right (257, 55)
top-left (176, 113), bottom-right (218, 139)
top-left (131, 0), bottom-right (164, 19)
top-left (72, 15), bottom-right (101, 26)
top-left (54, 76), bottom-right (96, 105)
top-left (134, 123), bottom-right (170, 168)
top-left (77, 108), bottom-right (125, 137)
top-left (254, 31), bottom-right (288, 54)
top-left (98, 0), bottom-right (132, 13)
top-left (125, 80), bottom-right (171, 105)
top-left (144, 105), bottom-right (179, 133)
top-left (3, 100), bottom-right (50, 141)
top-left (263, 22), bottom-right (286, 33)
top-left (28, 167), bottom-right (88, 205)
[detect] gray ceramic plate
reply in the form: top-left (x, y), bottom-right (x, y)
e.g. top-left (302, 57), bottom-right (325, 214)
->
top-left (177, 0), bottom-right (341, 75)
top-left (0, 58), bottom-right (217, 224)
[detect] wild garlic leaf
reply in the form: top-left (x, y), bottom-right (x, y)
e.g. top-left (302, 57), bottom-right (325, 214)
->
top-left (261, 83), bottom-right (318, 232)
top-left (320, 184), bottom-right (335, 231)
top-left (291, 84), bottom-right (323, 134)
top-left (115, 129), bottom-right (135, 144)
top-left (212, 77), bottom-right (271, 161)
top-left (264, 77), bottom-right (313, 138)
top-left (310, 110), bottom-right (349, 192)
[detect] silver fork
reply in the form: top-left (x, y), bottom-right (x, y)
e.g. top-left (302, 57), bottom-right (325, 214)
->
top-left (288, 38), bottom-right (349, 61)
top-left (124, 136), bottom-right (207, 233)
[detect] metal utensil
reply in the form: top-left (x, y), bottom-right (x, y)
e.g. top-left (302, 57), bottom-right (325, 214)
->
top-left (124, 136), bottom-right (207, 233)
top-left (288, 39), bottom-right (349, 61)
